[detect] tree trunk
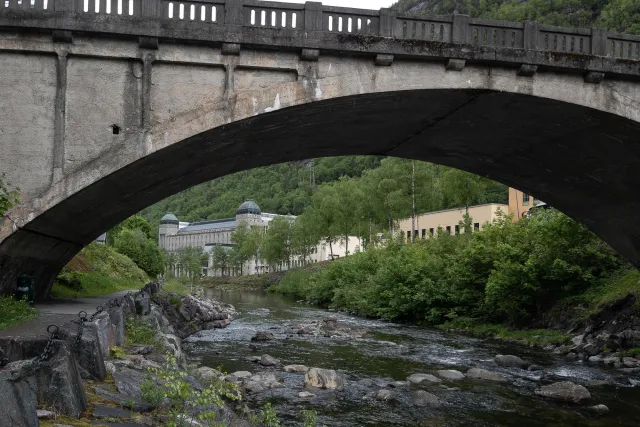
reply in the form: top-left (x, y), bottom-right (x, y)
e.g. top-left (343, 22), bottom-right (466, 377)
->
top-left (411, 160), bottom-right (416, 243)
top-left (345, 233), bottom-right (349, 255)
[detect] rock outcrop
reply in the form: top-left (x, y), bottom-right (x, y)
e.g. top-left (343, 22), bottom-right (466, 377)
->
top-left (304, 368), bottom-right (344, 390)
top-left (535, 381), bottom-right (591, 403)
top-left (466, 368), bottom-right (507, 382)
top-left (407, 373), bottom-right (441, 384)
top-left (411, 390), bottom-right (441, 406)
top-left (495, 355), bottom-right (527, 369)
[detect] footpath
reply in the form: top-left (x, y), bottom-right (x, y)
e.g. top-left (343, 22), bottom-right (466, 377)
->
top-left (0, 284), bottom-right (239, 427)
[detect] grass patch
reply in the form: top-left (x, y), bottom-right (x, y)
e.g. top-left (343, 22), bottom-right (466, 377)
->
top-left (438, 318), bottom-right (571, 346)
top-left (51, 243), bottom-right (148, 298)
top-left (51, 271), bottom-right (139, 298)
top-left (162, 280), bottom-right (190, 296)
top-left (200, 274), bottom-right (270, 289)
top-left (0, 296), bottom-right (38, 329)
top-left (125, 317), bottom-right (158, 347)
top-left (584, 267), bottom-right (640, 311)
top-left (620, 348), bottom-right (640, 357)
top-left (550, 268), bottom-right (640, 325)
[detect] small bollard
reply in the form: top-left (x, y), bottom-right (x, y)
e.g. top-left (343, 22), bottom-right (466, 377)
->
top-left (14, 274), bottom-right (35, 305)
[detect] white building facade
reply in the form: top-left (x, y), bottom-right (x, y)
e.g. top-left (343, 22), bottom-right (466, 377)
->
top-left (158, 201), bottom-right (360, 276)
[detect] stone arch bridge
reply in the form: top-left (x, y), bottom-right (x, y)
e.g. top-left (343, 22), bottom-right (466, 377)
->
top-left (1, 0), bottom-right (640, 297)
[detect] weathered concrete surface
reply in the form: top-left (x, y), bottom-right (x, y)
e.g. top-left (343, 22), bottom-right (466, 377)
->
top-left (1, 7), bottom-right (640, 298)
top-left (0, 360), bottom-right (39, 427)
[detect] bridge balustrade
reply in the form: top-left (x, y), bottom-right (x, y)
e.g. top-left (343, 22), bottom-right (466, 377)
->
top-left (161, 0), bottom-right (224, 22)
top-left (470, 19), bottom-right (523, 48)
top-left (244, 0), bottom-right (302, 29)
top-left (1, 0), bottom-right (640, 61)
top-left (608, 33), bottom-right (640, 59)
top-left (395, 15), bottom-right (452, 42)
top-left (322, 6), bottom-right (379, 35)
top-left (2, 0), bottom-right (49, 11)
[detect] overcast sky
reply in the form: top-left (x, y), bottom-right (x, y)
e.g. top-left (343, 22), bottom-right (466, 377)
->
top-left (274, 0), bottom-right (395, 10)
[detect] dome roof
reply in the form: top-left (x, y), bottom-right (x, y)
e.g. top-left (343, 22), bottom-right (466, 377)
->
top-left (160, 213), bottom-right (179, 225)
top-left (237, 200), bottom-right (261, 215)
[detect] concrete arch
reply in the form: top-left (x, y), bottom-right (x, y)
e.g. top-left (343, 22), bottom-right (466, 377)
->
top-left (2, 44), bottom-right (640, 297)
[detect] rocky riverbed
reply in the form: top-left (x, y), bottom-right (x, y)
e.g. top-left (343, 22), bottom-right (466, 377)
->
top-left (183, 288), bottom-right (640, 426)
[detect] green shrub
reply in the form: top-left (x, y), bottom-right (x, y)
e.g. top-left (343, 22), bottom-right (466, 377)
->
top-left (169, 295), bottom-right (183, 310)
top-left (52, 243), bottom-right (148, 298)
top-left (273, 209), bottom-right (627, 328)
top-left (0, 296), bottom-right (37, 329)
top-left (110, 346), bottom-right (126, 359)
top-left (125, 317), bottom-right (158, 346)
top-left (141, 354), bottom-right (240, 427)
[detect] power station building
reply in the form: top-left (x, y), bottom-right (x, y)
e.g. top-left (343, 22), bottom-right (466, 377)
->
top-left (158, 201), bottom-right (360, 276)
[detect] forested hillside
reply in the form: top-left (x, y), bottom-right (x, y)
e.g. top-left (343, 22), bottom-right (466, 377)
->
top-left (392, 0), bottom-right (640, 34)
top-left (140, 157), bottom-right (382, 230)
top-left (140, 156), bottom-right (508, 235)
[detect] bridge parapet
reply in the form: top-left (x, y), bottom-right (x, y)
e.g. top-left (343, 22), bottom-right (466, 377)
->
top-left (2, 0), bottom-right (640, 62)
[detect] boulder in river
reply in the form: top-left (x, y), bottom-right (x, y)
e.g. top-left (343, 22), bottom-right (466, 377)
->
top-left (411, 390), bottom-right (441, 406)
top-left (227, 371), bottom-right (252, 381)
top-left (389, 381), bottom-right (408, 388)
top-left (259, 354), bottom-right (279, 366)
top-left (495, 355), bottom-right (527, 369)
top-left (244, 372), bottom-right (283, 393)
top-left (527, 365), bottom-right (544, 372)
top-left (535, 381), bottom-right (591, 403)
top-left (436, 370), bottom-right (465, 380)
top-left (251, 331), bottom-right (275, 342)
top-left (299, 391), bottom-right (314, 398)
top-left (375, 389), bottom-right (395, 401)
top-left (407, 373), bottom-right (442, 384)
top-left (587, 404), bottom-right (610, 416)
top-left (196, 366), bottom-right (224, 382)
top-left (466, 368), bottom-right (507, 382)
top-left (284, 364), bottom-right (309, 373)
top-left (304, 368), bottom-right (344, 390)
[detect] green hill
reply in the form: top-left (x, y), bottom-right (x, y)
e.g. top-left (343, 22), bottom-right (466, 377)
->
top-left (139, 157), bottom-right (508, 234)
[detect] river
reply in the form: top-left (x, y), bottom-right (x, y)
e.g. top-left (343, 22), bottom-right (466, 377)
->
top-left (183, 289), bottom-right (640, 426)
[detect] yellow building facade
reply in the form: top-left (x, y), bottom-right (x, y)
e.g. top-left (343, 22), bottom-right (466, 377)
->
top-left (398, 203), bottom-right (509, 240)
top-left (508, 188), bottom-right (538, 221)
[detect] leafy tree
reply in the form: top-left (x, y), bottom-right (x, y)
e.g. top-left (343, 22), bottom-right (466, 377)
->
top-left (230, 222), bottom-right (252, 273)
top-left (291, 213), bottom-right (320, 263)
top-left (211, 245), bottom-right (230, 276)
top-left (599, 0), bottom-right (640, 34)
top-left (262, 216), bottom-right (293, 271)
top-left (176, 246), bottom-right (207, 281)
top-left (333, 177), bottom-right (364, 255)
top-left (114, 228), bottom-right (164, 277)
top-left (0, 173), bottom-right (19, 217)
top-left (245, 225), bottom-right (265, 274)
top-left (441, 168), bottom-right (492, 213)
top-left (307, 186), bottom-right (340, 257)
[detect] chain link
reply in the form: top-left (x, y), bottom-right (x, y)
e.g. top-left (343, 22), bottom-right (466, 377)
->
top-left (70, 311), bottom-right (87, 351)
top-left (69, 294), bottom-right (127, 352)
top-left (32, 325), bottom-right (59, 371)
top-left (0, 293), bottom-right (133, 371)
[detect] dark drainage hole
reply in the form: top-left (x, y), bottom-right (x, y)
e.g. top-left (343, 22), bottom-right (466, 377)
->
top-left (111, 124), bottom-right (120, 135)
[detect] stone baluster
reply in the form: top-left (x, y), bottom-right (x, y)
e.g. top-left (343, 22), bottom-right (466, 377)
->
top-left (523, 20), bottom-right (538, 50)
top-left (452, 14), bottom-right (470, 44)
top-left (304, 1), bottom-right (322, 33)
top-left (591, 28), bottom-right (608, 56)
top-left (379, 7), bottom-right (396, 37)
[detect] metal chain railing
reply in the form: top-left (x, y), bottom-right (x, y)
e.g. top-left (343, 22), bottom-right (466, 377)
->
top-left (31, 325), bottom-right (59, 371)
top-left (1, 287), bottom-right (149, 370)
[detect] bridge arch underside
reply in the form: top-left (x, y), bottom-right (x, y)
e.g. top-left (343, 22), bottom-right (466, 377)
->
top-left (2, 89), bottom-right (640, 297)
